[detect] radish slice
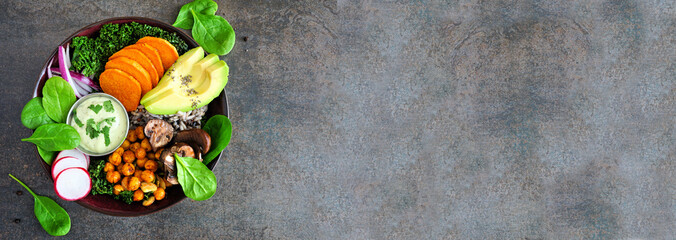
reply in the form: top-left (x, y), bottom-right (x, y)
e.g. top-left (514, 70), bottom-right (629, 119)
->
top-left (56, 149), bottom-right (89, 167)
top-left (54, 167), bottom-right (91, 201)
top-left (51, 156), bottom-right (88, 180)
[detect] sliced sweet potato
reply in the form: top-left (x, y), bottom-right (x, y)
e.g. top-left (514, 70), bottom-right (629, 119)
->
top-left (99, 69), bottom-right (142, 111)
top-left (136, 37), bottom-right (179, 70)
top-left (109, 48), bottom-right (159, 87)
top-left (105, 57), bottom-right (152, 95)
top-left (125, 44), bottom-right (164, 84)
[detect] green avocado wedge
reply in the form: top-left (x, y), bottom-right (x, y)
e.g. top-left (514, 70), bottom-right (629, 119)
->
top-left (140, 47), bottom-right (229, 115)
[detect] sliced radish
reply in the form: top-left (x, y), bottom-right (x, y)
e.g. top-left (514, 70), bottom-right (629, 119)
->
top-left (56, 149), bottom-right (90, 167)
top-left (54, 167), bottom-right (91, 201)
top-left (51, 156), bottom-right (88, 180)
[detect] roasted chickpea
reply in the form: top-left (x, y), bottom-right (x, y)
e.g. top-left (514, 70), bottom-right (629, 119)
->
top-left (142, 196), bottom-right (155, 206)
top-left (121, 176), bottom-right (130, 190)
top-left (128, 177), bottom-right (141, 191)
top-left (108, 152), bottom-right (122, 166)
top-left (106, 171), bottom-right (121, 183)
top-left (122, 150), bottom-right (135, 163)
top-left (147, 151), bottom-right (155, 160)
top-left (127, 129), bottom-right (138, 142)
top-left (130, 142), bottom-right (141, 152)
top-left (141, 138), bottom-right (151, 152)
top-left (103, 162), bottom-right (114, 172)
top-left (114, 147), bottom-right (124, 156)
top-left (154, 188), bottom-right (166, 200)
top-left (135, 126), bottom-right (145, 140)
top-left (121, 139), bottom-right (131, 150)
top-left (136, 158), bottom-right (148, 168)
top-left (120, 163), bottom-right (135, 176)
top-left (113, 185), bottom-right (124, 195)
top-left (133, 189), bottom-right (144, 201)
top-left (144, 160), bottom-right (158, 172)
top-left (140, 170), bottom-right (155, 183)
top-left (140, 182), bottom-right (157, 193)
top-left (134, 169), bottom-right (143, 178)
top-left (135, 148), bottom-right (146, 159)
top-left (154, 149), bottom-right (163, 160)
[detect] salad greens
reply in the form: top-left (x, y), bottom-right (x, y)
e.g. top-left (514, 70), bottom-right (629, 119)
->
top-left (21, 97), bottom-right (55, 129)
top-left (174, 0), bottom-right (235, 55)
top-left (202, 115), bottom-right (232, 165)
top-left (9, 174), bottom-right (71, 236)
top-left (175, 154), bottom-right (217, 201)
top-left (173, 0), bottom-right (218, 29)
top-left (22, 123), bottom-right (80, 152)
top-left (71, 22), bottom-right (189, 78)
top-left (42, 77), bottom-right (77, 123)
top-left (37, 147), bottom-right (56, 165)
top-left (89, 159), bottom-right (113, 196)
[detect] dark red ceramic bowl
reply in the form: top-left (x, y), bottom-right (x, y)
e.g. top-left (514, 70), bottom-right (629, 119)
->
top-left (33, 17), bottom-right (229, 216)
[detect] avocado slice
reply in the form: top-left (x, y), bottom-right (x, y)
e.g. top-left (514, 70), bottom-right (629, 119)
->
top-left (140, 47), bottom-right (229, 115)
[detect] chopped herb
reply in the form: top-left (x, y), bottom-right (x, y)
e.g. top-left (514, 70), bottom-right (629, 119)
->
top-left (88, 104), bottom-right (103, 114)
top-left (97, 117), bottom-right (116, 129)
top-left (85, 119), bottom-right (99, 138)
top-left (103, 100), bottom-right (114, 113)
top-left (73, 114), bottom-right (84, 128)
top-left (102, 126), bottom-right (111, 146)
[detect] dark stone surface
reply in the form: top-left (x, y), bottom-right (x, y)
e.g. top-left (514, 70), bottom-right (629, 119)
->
top-left (1, 0), bottom-right (674, 239)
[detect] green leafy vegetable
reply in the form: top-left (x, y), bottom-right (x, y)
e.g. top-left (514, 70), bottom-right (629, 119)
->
top-left (103, 100), bottom-right (114, 113)
top-left (37, 147), bottom-right (56, 165)
top-left (173, 0), bottom-right (218, 29)
top-left (175, 154), bottom-right (217, 201)
top-left (8, 174), bottom-right (70, 236)
top-left (42, 77), bottom-right (76, 123)
top-left (21, 123), bottom-right (80, 152)
top-left (89, 160), bottom-right (113, 195)
top-left (190, 9), bottom-right (236, 55)
top-left (21, 97), bottom-right (55, 129)
top-left (202, 115), bottom-right (232, 165)
top-left (102, 126), bottom-right (111, 146)
top-left (71, 22), bottom-right (189, 78)
top-left (88, 104), bottom-right (103, 114)
top-left (85, 119), bottom-right (99, 139)
top-left (73, 114), bottom-right (84, 128)
top-left (117, 191), bottom-right (135, 204)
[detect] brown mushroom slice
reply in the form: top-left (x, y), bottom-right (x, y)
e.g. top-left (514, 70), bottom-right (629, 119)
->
top-left (160, 143), bottom-right (196, 185)
top-left (144, 119), bottom-right (174, 151)
top-left (173, 129), bottom-right (211, 160)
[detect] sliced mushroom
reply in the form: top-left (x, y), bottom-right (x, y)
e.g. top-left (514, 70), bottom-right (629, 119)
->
top-left (173, 129), bottom-right (211, 160)
top-left (144, 119), bottom-right (174, 151)
top-left (160, 143), bottom-right (196, 185)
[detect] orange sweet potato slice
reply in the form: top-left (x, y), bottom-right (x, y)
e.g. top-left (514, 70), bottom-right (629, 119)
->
top-left (109, 48), bottom-right (159, 87)
top-left (105, 57), bottom-right (152, 95)
top-left (125, 44), bottom-right (164, 84)
top-left (99, 69), bottom-right (142, 111)
top-left (136, 37), bottom-right (179, 70)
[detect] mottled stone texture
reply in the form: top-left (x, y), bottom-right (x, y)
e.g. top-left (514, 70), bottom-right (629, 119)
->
top-left (0, 0), bottom-right (674, 239)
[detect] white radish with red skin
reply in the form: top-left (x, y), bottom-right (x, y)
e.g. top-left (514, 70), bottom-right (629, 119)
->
top-left (54, 167), bottom-right (91, 201)
top-left (51, 156), bottom-right (88, 180)
top-left (55, 149), bottom-right (90, 167)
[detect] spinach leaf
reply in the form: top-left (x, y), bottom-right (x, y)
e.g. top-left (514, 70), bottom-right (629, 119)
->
top-left (42, 77), bottom-right (76, 123)
top-left (202, 115), bottom-right (232, 165)
top-left (8, 174), bottom-right (70, 236)
top-left (175, 154), bottom-right (217, 201)
top-left (190, 9), bottom-right (236, 55)
top-left (173, 0), bottom-right (218, 30)
top-left (37, 147), bottom-right (56, 165)
top-left (21, 97), bottom-right (55, 129)
top-left (22, 123), bottom-right (80, 151)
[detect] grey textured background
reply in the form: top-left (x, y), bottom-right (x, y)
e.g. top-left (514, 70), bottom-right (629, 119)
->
top-left (1, 0), bottom-right (674, 239)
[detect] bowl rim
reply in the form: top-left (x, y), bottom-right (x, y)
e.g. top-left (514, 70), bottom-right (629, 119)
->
top-left (33, 16), bottom-right (230, 217)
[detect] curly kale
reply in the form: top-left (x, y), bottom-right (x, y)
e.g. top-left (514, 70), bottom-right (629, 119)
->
top-left (90, 159), bottom-right (113, 196)
top-left (70, 22), bottom-right (189, 79)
